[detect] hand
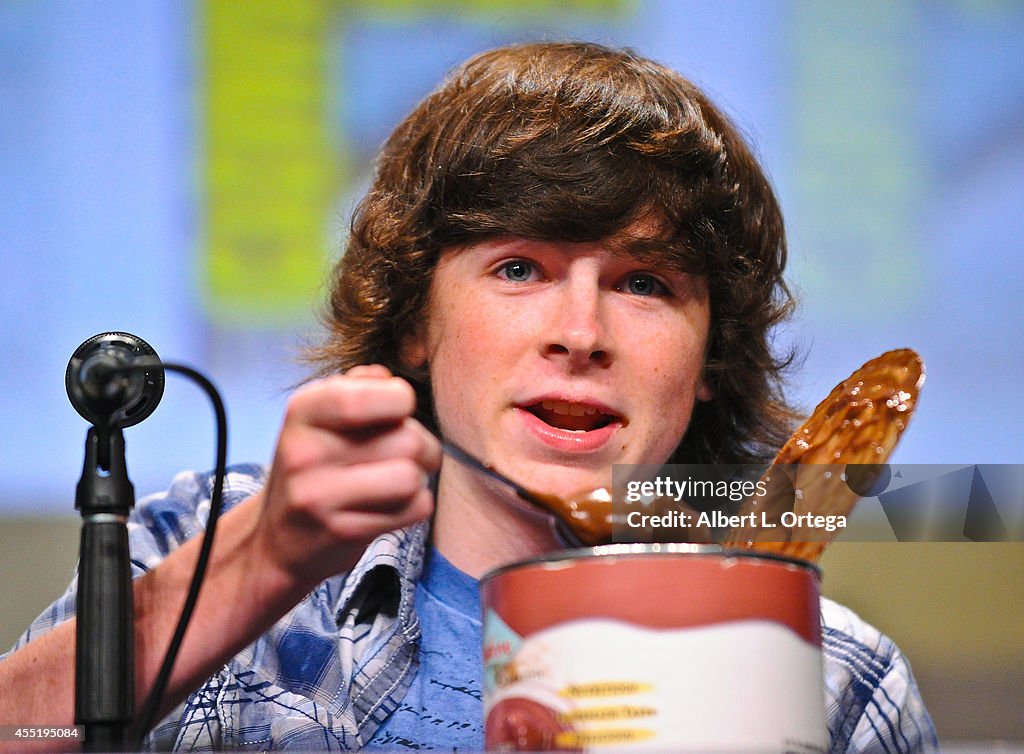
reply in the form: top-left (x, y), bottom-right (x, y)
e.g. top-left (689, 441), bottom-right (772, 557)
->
top-left (251, 365), bottom-right (440, 588)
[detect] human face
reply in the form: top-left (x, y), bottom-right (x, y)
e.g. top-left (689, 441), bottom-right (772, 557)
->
top-left (406, 232), bottom-right (712, 508)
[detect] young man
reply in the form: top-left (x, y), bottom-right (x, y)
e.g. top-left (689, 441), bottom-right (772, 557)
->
top-left (0, 42), bottom-right (937, 751)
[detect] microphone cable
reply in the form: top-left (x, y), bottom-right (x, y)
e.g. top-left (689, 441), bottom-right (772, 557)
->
top-left (124, 359), bottom-right (228, 749)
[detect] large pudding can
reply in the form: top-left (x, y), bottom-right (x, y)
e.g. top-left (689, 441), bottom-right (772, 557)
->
top-left (481, 544), bottom-right (827, 752)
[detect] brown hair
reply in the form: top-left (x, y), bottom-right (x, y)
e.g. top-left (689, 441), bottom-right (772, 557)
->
top-left (309, 41), bottom-right (797, 465)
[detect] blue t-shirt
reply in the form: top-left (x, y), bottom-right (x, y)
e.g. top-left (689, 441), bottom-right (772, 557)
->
top-left (364, 546), bottom-right (484, 751)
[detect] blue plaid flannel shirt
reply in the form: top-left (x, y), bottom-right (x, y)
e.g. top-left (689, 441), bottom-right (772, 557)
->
top-left (5, 465), bottom-right (938, 751)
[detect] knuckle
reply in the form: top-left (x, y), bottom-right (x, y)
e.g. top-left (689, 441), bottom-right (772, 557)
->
top-left (275, 436), bottom-right (317, 476)
top-left (389, 459), bottom-right (426, 497)
top-left (397, 489), bottom-right (434, 528)
top-left (423, 433), bottom-right (442, 469)
top-left (394, 425), bottom-right (428, 460)
top-left (281, 479), bottom-right (321, 520)
top-left (325, 516), bottom-right (365, 544)
top-left (411, 488), bottom-right (435, 518)
top-left (329, 380), bottom-right (362, 419)
top-left (282, 389), bottom-right (309, 424)
top-left (392, 376), bottom-right (416, 403)
top-left (346, 364), bottom-right (392, 378)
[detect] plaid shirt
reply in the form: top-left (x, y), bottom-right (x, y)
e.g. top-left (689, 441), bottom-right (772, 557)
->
top-left (6, 465), bottom-right (937, 752)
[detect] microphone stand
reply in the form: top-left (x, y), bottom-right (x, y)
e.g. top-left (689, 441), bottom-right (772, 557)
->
top-left (65, 333), bottom-right (164, 750)
top-left (75, 422), bottom-right (135, 752)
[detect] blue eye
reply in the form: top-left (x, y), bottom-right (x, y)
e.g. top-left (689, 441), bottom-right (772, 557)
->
top-left (625, 273), bottom-right (663, 296)
top-left (499, 260), bottom-right (534, 282)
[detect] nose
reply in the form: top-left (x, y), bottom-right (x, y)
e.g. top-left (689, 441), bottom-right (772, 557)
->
top-left (543, 277), bottom-right (611, 369)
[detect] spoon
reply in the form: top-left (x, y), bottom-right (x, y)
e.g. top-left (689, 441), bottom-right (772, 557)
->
top-left (723, 348), bottom-right (925, 561)
top-left (440, 440), bottom-right (612, 547)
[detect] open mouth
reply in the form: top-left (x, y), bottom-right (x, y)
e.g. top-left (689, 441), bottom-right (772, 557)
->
top-left (524, 400), bottom-right (621, 433)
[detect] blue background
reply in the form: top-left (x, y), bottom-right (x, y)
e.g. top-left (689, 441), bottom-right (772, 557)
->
top-left (1, 1), bottom-right (1022, 514)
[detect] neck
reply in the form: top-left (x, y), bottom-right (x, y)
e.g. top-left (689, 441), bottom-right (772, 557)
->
top-left (431, 462), bottom-right (561, 578)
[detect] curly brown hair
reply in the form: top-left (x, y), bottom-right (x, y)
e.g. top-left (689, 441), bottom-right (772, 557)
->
top-left (308, 41), bottom-right (798, 465)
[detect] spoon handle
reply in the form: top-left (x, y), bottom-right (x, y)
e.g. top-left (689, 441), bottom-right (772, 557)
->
top-left (440, 440), bottom-right (543, 506)
top-left (440, 440), bottom-right (585, 547)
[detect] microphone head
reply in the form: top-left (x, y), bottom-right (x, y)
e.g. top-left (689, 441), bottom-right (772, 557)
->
top-left (66, 332), bottom-right (165, 428)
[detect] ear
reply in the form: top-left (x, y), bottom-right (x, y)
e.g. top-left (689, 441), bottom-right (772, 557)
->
top-left (696, 375), bottom-right (713, 402)
top-left (399, 329), bottom-right (428, 369)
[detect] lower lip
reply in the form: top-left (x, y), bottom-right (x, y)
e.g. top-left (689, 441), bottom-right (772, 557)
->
top-left (515, 407), bottom-right (621, 452)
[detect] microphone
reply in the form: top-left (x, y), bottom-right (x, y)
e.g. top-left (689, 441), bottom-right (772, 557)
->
top-left (66, 332), bottom-right (165, 428)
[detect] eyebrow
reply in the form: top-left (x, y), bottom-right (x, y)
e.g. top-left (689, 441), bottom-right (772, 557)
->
top-left (609, 235), bottom-right (706, 276)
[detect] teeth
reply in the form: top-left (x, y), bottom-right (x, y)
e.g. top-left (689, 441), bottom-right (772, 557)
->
top-left (541, 400), bottom-right (604, 416)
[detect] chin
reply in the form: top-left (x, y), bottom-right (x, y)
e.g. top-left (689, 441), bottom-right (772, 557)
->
top-left (521, 461), bottom-right (611, 499)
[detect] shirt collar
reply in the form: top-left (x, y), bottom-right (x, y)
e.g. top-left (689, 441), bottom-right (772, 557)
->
top-left (334, 519), bottom-right (431, 626)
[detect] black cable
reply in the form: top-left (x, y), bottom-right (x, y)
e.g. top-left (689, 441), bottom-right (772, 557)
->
top-left (125, 360), bottom-right (228, 748)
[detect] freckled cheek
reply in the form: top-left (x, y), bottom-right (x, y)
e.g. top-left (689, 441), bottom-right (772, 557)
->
top-left (439, 319), bottom-right (505, 388)
top-left (636, 334), bottom-right (707, 456)
top-left (634, 386), bottom-right (697, 465)
top-left (427, 300), bottom-right (512, 431)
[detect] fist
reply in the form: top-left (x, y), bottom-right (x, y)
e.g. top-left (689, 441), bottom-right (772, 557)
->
top-left (254, 366), bottom-right (441, 586)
